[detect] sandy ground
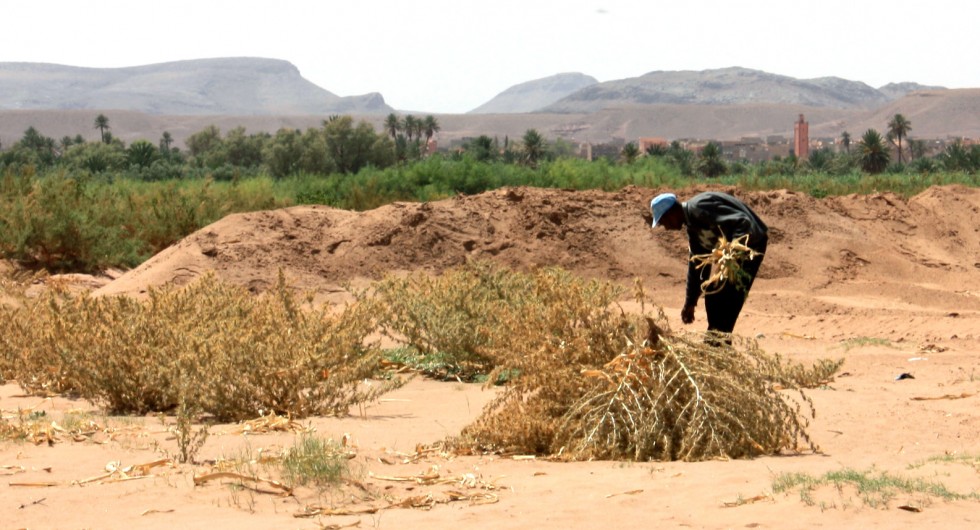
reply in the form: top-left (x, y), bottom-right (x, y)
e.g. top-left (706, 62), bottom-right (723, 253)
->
top-left (3, 184), bottom-right (980, 529)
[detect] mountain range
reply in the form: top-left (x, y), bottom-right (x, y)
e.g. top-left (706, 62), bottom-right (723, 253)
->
top-left (0, 57), bottom-right (977, 146)
top-left (0, 57), bottom-right (392, 115)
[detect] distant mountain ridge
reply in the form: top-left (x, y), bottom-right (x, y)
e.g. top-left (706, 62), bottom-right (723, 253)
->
top-left (469, 73), bottom-right (598, 114)
top-left (0, 57), bottom-right (393, 115)
top-left (2, 58), bottom-right (975, 147)
top-left (538, 67), bottom-right (944, 114)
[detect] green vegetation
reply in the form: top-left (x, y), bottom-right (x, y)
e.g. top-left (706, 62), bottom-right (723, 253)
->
top-left (1, 113), bottom-right (978, 273)
top-left (279, 435), bottom-right (354, 488)
top-left (0, 167), bottom-right (284, 271)
top-left (772, 466), bottom-right (980, 509)
top-left (837, 336), bottom-right (895, 351)
top-left (858, 129), bottom-right (892, 174)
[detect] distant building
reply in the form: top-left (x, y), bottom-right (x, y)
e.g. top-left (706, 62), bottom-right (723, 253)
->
top-left (721, 137), bottom-right (769, 163)
top-left (793, 114), bottom-right (809, 160)
top-left (638, 137), bottom-right (668, 153)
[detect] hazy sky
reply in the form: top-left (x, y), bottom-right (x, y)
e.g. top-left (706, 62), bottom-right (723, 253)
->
top-left (3, 0), bottom-right (977, 113)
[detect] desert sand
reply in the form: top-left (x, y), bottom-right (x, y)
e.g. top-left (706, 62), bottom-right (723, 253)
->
top-left (3, 184), bottom-right (979, 529)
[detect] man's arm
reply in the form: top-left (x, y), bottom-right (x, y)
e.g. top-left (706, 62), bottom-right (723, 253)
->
top-left (684, 251), bottom-right (710, 318)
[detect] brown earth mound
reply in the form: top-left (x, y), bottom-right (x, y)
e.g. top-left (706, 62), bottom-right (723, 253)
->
top-left (96, 185), bottom-right (980, 336)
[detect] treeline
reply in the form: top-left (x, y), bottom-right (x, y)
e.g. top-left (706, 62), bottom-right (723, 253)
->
top-left (3, 113), bottom-right (980, 185)
top-left (0, 113), bottom-right (581, 181)
top-left (1, 114), bottom-right (405, 181)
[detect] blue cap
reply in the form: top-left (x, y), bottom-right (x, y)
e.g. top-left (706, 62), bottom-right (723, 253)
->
top-left (650, 193), bottom-right (677, 227)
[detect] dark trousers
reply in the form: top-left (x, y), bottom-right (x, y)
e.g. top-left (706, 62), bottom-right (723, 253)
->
top-left (704, 239), bottom-right (766, 334)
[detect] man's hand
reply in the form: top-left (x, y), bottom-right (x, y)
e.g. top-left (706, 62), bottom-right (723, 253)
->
top-left (681, 304), bottom-right (696, 324)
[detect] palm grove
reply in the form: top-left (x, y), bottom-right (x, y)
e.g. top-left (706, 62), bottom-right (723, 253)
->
top-left (2, 111), bottom-right (978, 180)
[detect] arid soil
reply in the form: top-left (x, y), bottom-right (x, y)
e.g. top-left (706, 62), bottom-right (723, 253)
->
top-left (4, 185), bottom-right (980, 529)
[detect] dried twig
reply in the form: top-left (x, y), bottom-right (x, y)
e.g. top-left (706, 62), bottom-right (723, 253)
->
top-left (193, 471), bottom-right (293, 495)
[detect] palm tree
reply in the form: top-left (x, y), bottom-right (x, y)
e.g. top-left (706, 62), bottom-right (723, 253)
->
top-left (127, 140), bottom-right (159, 168)
top-left (840, 131), bottom-right (851, 154)
top-left (412, 119), bottom-right (424, 142)
top-left (422, 115), bottom-right (440, 145)
top-left (620, 142), bottom-right (640, 164)
top-left (402, 115), bottom-right (417, 142)
top-left (94, 114), bottom-right (110, 143)
top-left (857, 129), bottom-right (891, 174)
top-left (160, 131), bottom-right (173, 153)
top-left (467, 135), bottom-right (496, 162)
top-left (938, 141), bottom-right (971, 172)
top-left (696, 141), bottom-right (726, 178)
top-left (908, 138), bottom-right (927, 161)
top-left (521, 129), bottom-right (546, 168)
top-left (887, 114), bottom-right (912, 164)
top-left (384, 113), bottom-right (400, 140)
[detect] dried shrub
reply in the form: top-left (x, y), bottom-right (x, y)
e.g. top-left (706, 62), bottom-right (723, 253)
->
top-left (372, 261), bottom-right (554, 379)
top-left (0, 273), bottom-right (403, 421)
top-left (460, 320), bottom-right (841, 460)
top-left (382, 263), bottom-right (843, 461)
top-left (554, 333), bottom-right (844, 461)
top-left (0, 264), bottom-right (45, 383)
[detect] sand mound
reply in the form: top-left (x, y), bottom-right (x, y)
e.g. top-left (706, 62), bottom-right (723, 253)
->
top-left (95, 185), bottom-right (980, 318)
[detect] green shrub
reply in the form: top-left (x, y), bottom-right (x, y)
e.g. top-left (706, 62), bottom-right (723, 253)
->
top-left (280, 435), bottom-right (354, 488)
top-left (0, 169), bottom-right (288, 271)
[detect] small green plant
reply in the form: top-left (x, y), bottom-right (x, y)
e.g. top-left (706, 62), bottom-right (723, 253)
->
top-left (772, 467), bottom-right (980, 508)
top-left (279, 435), bottom-right (353, 488)
top-left (172, 400), bottom-right (209, 464)
top-left (838, 336), bottom-right (895, 351)
top-left (908, 453), bottom-right (980, 471)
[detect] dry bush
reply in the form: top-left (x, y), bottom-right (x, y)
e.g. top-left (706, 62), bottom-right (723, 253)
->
top-left (461, 318), bottom-right (841, 461)
top-left (382, 263), bottom-right (843, 461)
top-left (0, 273), bottom-right (403, 421)
top-left (372, 262), bottom-right (628, 382)
top-left (554, 333), bottom-right (844, 461)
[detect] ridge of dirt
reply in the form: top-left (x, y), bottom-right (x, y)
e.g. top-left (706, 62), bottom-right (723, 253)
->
top-left (94, 185), bottom-right (980, 326)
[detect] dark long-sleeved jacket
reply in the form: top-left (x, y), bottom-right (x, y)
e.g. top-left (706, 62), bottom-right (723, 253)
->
top-left (683, 192), bottom-right (768, 307)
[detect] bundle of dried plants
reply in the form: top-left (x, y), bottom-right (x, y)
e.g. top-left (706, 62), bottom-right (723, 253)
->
top-left (690, 233), bottom-right (763, 294)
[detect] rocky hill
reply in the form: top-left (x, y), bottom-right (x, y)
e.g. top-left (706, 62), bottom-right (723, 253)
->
top-left (539, 67), bottom-right (942, 113)
top-left (0, 57), bottom-right (393, 115)
top-left (469, 73), bottom-right (598, 114)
